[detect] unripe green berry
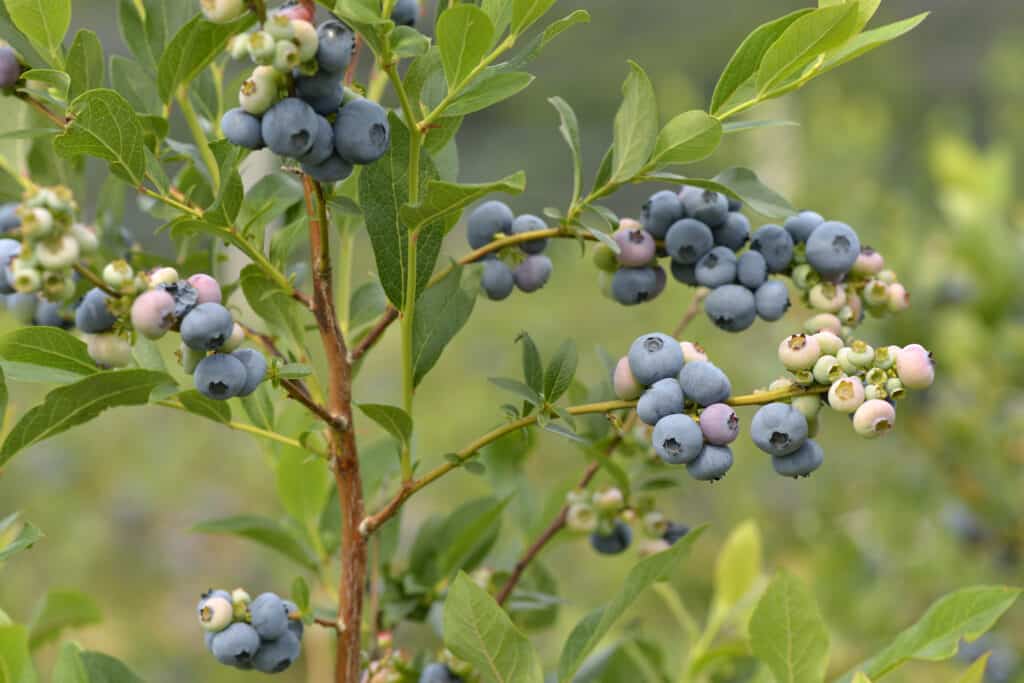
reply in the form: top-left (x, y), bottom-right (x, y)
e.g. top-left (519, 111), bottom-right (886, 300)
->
top-left (292, 20), bottom-right (319, 62)
top-left (200, 0), bottom-right (247, 23)
top-left (836, 347), bottom-right (858, 375)
top-left (828, 377), bottom-right (865, 413)
top-left (847, 340), bottom-right (875, 368)
top-left (247, 31), bottom-right (276, 64)
top-left (864, 367), bottom-right (888, 386)
top-left (566, 502), bottom-right (597, 533)
top-left (792, 369), bottom-right (814, 386)
top-left (592, 243), bottom-right (618, 272)
top-left (103, 260), bottom-right (134, 289)
top-left (42, 272), bottom-right (73, 301)
top-left (864, 383), bottom-right (887, 401)
top-left (565, 489), bottom-right (589, 506)
top-left (808, 282), bottom-right (846, 313)
top-left (19, 206), bottom-right (54, 238)
top-left (791, 263), bottom-right (819, 290)
top-left (874, 344), bottom-right (899, 370)
top-left (637, 539), bottom-right (671, 557)
top-left (778, 333), bottom-right (821, 371)
top-left (228, 33), bottom-right (250, 60)
top-left (813, 330), bottom-right (843, 356)
top-left (274, 40), bottom-right (301, 72)
top-left (149, 266), bottom-right (179, 287)
top-left (240, 74), bottom-right (277, 115)
top-left (11, 262), bottom-right (40, 293)
top-left (792, 394), bottom-right (822, 419)
top-left (769, 377), bottom-right (796, 392)
top-left (642, 511), bottom-right (668, 538)
top-left (265, 14), bottom-right (295, 40)
top-left (86, 333), bottom-right (132, 368)
top-left (876, 269), bottom-right (897, 284)
top-left (887, 282), bottom-right (910, 312)
top-left (885, 377), bottom-right (905, 399)
top-left (181, 344), bottom-right (205, 375)
top-left (812, 354), bottom-right (843, 384)
top-left (34, 234), bottom-right (79, 269)
top-left (804, 313), bottom-right (842, 336)
top-left (863, 279), bottom-right (889, 307)
top-left (199, 596), bottom-right (234, 632)
top-left (221, 322), bottom-right (246, 353)
top-left (593, 487), bottom-right (624, 513)
top-left (71, 223), bottom-right (98, 253)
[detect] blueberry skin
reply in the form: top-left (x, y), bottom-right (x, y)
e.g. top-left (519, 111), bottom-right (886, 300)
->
top-left (252, 630), bottom-right (301, 672)
top-left (628, 332), bottom-right (684, 386)
top-left (0, 238), bottom-right (22, 293)
top-left (806, 221), bottom-right (861, 281)
top-left (651, 413), bottom-right (704, 465)
top-left (156, 280), bottom-right (200, 321)
top-left (736, 250), bottom-right (767, 290)
top-left (713, 211), bottom-right (750, 251)
top-left (694, 246), bottom-right (738, 288)
top-left (282, 600), bottom-right (303, 640)
top-left (181, 303), bottom-right (234, 351)
top-left (771, 439), bottom-right (824, 477)
top-left (513, 254), bottom-right (552, 293)
top-left (334, 99), bottom-right (390, 164)
top-left (211, 622), bottom-right (261, 668)
top-left (511, 214), bottom-right (548, 254)
top-left (662, 522), bottom-right (690, 545)
top-left (670, 260), bottom-right (697, 286)
top-left (34, 300), bottom-right (70, 328)
top-left (302, 154), bottom-right (353, 183)
top-left (727, 196), bottom-right (743, 212)
top-left (316, 20), bottom-right (356, 74)
top-left (75, 288), bottom-right (118, 334)
top-left (221, 108), bottom-right (264, 150)
top-left (784, 210), bottom-right (824, 243)
top-left (0, 205), bottom-right (21, 233)
top-left (750, 224), bottom-right (794, 273)
top-left (231, 348), bottom-right (268, 397)
top-left (420, 663), bottom-right (463, 683)
top-left (301, 115), bottom-right (335, 166)
top-left (751, 402), bottom-right (809, 456)
top-left (754, 280), bottom-right (790, 321)
top-left (665, 218), bottom-right (713, 265)
top-left (467, 201), bottom-right (514, 249)
top-left (391, 0), bottom-right (419, 26)
top-left (481, 260), bottom-right (514, 301)
top-left (678, 360), bottom-right (731, 406)
top-left (262, 98), bottom-right (320, 158)
top-left (295, 70), bottom-right (344, 116)
top-left (612, 267), bottom-right (658, 305)
top-left (7, 293), bottom-right (37, 325)
top-left (590, 520), bottom-right (633, 555)
top-left (680, 186), bottom-right (729, 227)
top-left (699, 403), bottom-right (739, 445)
top-left (687, 444), bottom-right (734, 481)
top-left (194, 353), bottom-right (248, 400)
top-left (641, 190), bottom-right (684, 239)
top-left (704, 284), bottom-right (756, 332)
top-left (250, 592), bottom-right (289, 640)
top-left (637, 378), bottom-right (685, 426)
top-left (0, 46), bottom-right (20, 89)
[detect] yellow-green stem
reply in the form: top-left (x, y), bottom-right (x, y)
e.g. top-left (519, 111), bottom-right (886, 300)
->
top-left (177, 88), bottom-right (221, 192)
top-left (158, 400), bottom-right (302, 448)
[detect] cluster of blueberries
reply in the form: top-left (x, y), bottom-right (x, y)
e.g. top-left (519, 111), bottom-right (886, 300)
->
top-left (197, 588), bottom-right (303, 673)
top-left (467, 201), bottom-right (553, 300)
top-left (221, 8), bottom-right (390, 182)
top-left (0, 40), bottom-right (22, 89)
top-left (563, 484), bottom-right (690, 557)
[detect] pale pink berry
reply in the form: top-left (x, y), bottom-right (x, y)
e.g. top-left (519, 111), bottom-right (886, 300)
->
top-left (852, 399), bottom-right (896, 438)
top-left (888, 282), bottom-right (910, 312)
top-left (613, 356), bottom-right (642, 400)
top-left (613, 225), bottom-right (656, 267)
top-left (188, 273), bottom-right (222, 305)
top-left (852, 246), bottom-right (885, 275)
top-left (86, 333), bottom-right (133, 368)
top-left (808, 282), bottom-right (847, 313)
top-left (619, 218), bottom-right (642, 231)
top-left (680, 340), bottom-right (709, 363)
top-left (895, 343), bottom-right (934, 390)
top-left (828, 377), bottom-right (865, 413)
top-left (131, 289), bottom-right (176, 339)
top-left (804, 313), bottom-right (842, 336)
top-left (778, 333), bottom-right (821, 371)
top-left (813, 330), bottom-right (843, 356)
top-left (700, 403), bottom-right (739, 445)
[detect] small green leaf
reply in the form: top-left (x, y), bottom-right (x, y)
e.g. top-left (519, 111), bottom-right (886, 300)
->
top-left (291, 577), bottom-right (311, 613)
top-left (79, 651), bottom-right (144, 683)
top-left (193, 515), bottom-right (318, 571)
top-left (4, 0), bottom-right (70, 66)
top-left (0, 327), bottom-right (97, 381)
top-left (549, 96), bottom-right (582, 204)
top-left (66, 29), bottom-right (104, 100)
top-left (358, 403), bottom-right (413, 446)
top-left (818, 12), bottom-right (929, 77)
top-left (436, 496), bottom-right (510, 578)
top-left (390, 25), bottom-right (430, 59)
top-left (157, 12), bottom-right (255, 102)
top-left (401, 171), bottom-right (526, 231)
top-left (819, 0), bottom-right (880, 33)
top-left (713, 519), bottom-right (762, 614)
top-left (652, 110), bottom-right (722, 167)
top-left (437, 5), bottom-right (494, 89)
top-left (52, 641), bottom-right (88, 683)
top-left (610, 61), bottom-right (658, 182)
top-left (443, 69), bottom-right (535, 117)
top-left (749, 572), bottom-right (829, 683)
top-left (177, 389), bottom-right (231, 424)
top-left (489, 377), bottom-right (542, 405)
top-left (518, 332), bottom-right (543, 393)
top-left (723, 119), bottom-right (800, 133)
top-left (54, 89), bottom-right (147, 185)
top-left (20, 67), bottom-right (69, 99)
top-left (278, 363), bottom-right (313, 379)
top-left (756, 4), bottom-right (860, 93)
top-left (511, 0), bottom-right (557, 34)
top-left (505, 10), bottom-right (590, 69)
top-left (0, 517), bottom-right (43, 562)
top-left (238, 264), bottom-right (306, 350)
top-left (28, 590), bottom-right (102, 650)
top-left (413, 266), bottom-right (476, 387)
top-left (543, 339), bottom-right (577, 402)
top-left (0, 623), bottom-right (35, 683)
top-left (277, 443), bottom-right (330, 531)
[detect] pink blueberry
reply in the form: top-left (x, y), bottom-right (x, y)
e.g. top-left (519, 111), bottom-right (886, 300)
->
top-left (188, 273), bottom-right (223, 305)
top-left (828, 377), bottom-right (865, 413)
top-left (852, 399), bottom-right (896, 438)
top-left (778, 333), bottom-right (821, 371)
top-left (812, 330), bottom-right (843, 356)
top-left (613, 356), bottom-right (642, 400)
top-left (895, 343), bottom-right (934, 389)
top-left (700, 403), bottom-right (739, 445)
top-left (680, 340), bottom-right (709, 363)
top-left (613, 225), bottom-right (656, 267)
top-left (852, 246), bottom-right (885, 275)
top-left (804, 313), bottom-right (842, 336)
top-left (888, 283), bottom-right (910, 312)
top-left (131, 289), bottom-right (177, 339)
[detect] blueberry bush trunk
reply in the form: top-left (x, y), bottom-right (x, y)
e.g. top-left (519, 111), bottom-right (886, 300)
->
top-left (0, 1), bottom-right (1017, 682)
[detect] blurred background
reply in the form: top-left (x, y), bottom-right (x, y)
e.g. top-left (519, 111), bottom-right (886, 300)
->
top-left (1, 1), bottom-right (1023, 681)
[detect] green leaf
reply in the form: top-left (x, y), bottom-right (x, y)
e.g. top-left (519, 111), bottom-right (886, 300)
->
top-left (390, 25), bottom-right (430, 59)
top-left (117, 0), bottom-right (190, 75)
top-left (713, 519), bottom-right (762, 613)
top-left (723, 119), bottom-right (800, 133)
top-left (850, 674), bottom-right (872, 683)
top-left (53, 89), bottom-right (146, 185)
top-left (480, 0), bottom-right (512, 36)
top-left (402, 172), bottom-right (525, 232)
top-left (437, 5), bottom-right (494, 90)
top-left (177, 389), bottom-right (231, 424)
top-left (818, 13), bottom-right (929, 77)
top-left (412, 265), bottom-right (476, 387)
top-left (0, 366), bottom-right (6, 419)
top-left (52, 642), bottom-right (88, 683)
top-left (819, 0), bottom-right (880, 33)
top-left (511, 0), bottom-right (557, 34)
top-left (0, 369), bottom-right (174, 467)
top-left (652, 110), bottom-right (722, 167)
top-left (157, 12), bottom-right (255, 103)
top-left (749, 572), bottom-right (829, 683)
top-left (238, 264), bottom-right (306, 349)
top-left (66, 29), bottom-right (104, 100)
top-left (436, 496), bottom-right (510, 579)
top-left (0, 518), bottom-right (43, 562)
top-left (28, 590), bottom-right (102, 650)
top-left (489, 377), bottom-right (542, 405)
top-left (543, 339), bottom-right (577, 402)
top-left (0, 623), bottom-right (35, 683)
top-left (277, 439), bottom-right (329, 529)
top-left (0, 328), bottom-right (96, 382)
top-left (558, 527), bottom-right (706, 681)
top-left (444, 572), bottom-right (544, 683)
top-left (837, 586), bottom-right (1022, 683)
top-left (506, 10), bottom-right (590, 69)
top-left (549, 96), bottom-right (582, 204)
top-left (205, 139), bottom-right (244, 225)
top-left (20, 67), bottom-right (69, 99)
top-left (358, 403), bottom-right (413, 446)
top-left (4, 0), bottom-right (70, 66)
top-left (193, 515), bottom-right (318, 571)
top-left (951, 654), bottom-right (989, 683)
top-left (519, 331), bottom-right (543, 394)
top-left (710, 9), bottom-right (812, 114)
top-left (756, 4), bottom-right (860, 94)
top-left (79, 651), bottom-right (144, 683)
top-left (291, 576), bottom-right (311, 613)
top-left (444, 69), bottom-right (535, 117)
top-left (610, 61), bottom-right (658, 182)
top-left (277, 363), bottom-right (312, 380)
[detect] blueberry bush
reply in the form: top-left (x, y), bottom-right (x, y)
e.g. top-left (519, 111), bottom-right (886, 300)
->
top-left (0, 1), bottom-right (1018, 682)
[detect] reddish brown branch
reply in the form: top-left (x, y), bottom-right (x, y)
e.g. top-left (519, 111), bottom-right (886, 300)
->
top-left (350, 307), bottom-right (398, 361)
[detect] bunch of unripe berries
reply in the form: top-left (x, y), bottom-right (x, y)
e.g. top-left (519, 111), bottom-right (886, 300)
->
top-left (466, 201), bottom-right (553, 300)
top-left (563, 485), bottom-right (690, 557)
top-left (220, 6), bottom-right (391, 182)
top-left (197, 588), bottom-right (303, 673)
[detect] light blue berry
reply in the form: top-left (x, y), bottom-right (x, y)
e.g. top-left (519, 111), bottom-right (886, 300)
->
top-left (652, 413), bottom-right (704, 465)
top-left (282, 600), bottom-right (303, 640)
top-left (315, 20), bottom-right (356, 74)
top-left (334, 99), bottom-right (390, 165)
top-left (771, 439), bottom-right (824, 477)
top-left (194, 353), bottom-right (248, 400)
top-left (302, 154), bottom-right (354, 183)
top-left (750, 224), bottom-right (794, 273)
top-left (670, 260), bottom-right (697, 286)
top-left (627, 332), bottom-right (684, 386)
top-left (391, 0), bottom-right (419, 26)
top-left (713, 211), bottom-right (751, 251)
top-left (641, 190), bottom-right (683, 239)
top-left (736, 250), bottom-right (767, 289)
top-left (420, 663), bottom-right (462, 683)
top-left (253, 631), bottom-right (301, 673)
top-left (751, 402), bottom-right (809, 456)
top-left (467, 201), bottom-right (513, 249)
top-left (221, 108), bottom-right (265, 150)
top-left (687, 444), bottom-right (733, 481)
top-left (680, 187), bottom-right (729, 227)
top-left (806, 221), bottom-right (861, 281)
top-left (0, 205), bottom-right (20, 232)
top-left (704, 284), bottom-right (756, 332)
top-left (231, 348), bottom-right (267, 397)
top-left (211, 622), bottom-right (261, 668)
top-left (513, 254), bottom-right (552, 293)
top-left (611, 266), bottom-right (657, 305)
top-left (694, 246), bottom-right (738, 288)
top-left (300, 115), bottom-right (335, 166)
top-left (511, 214), bottom-right (548, 254)
top-left (590, 520), bottom-right (632, 555)
top-left (784, 210), bottom-right (824, 243)
top-left (261, 98), bottom-right (319, 158)
top-left (665, 218), bottom-right (713, 265)
top-left (678, 360), bottom-right (731, 406)
top-left (754, 280), bottom-right (790, 321)
top-left (250, 592), bottom-right (289, 640)
top-left (295, 70), bottom-right (344, 116)
top-left (75, 288), bottom-right (117, 334)
top-left (637, 378), bottom-right (684, 426)
top-left (181, 303), bottom-right (234, 351)
top-left (481, 260), bottom-right (514, 301)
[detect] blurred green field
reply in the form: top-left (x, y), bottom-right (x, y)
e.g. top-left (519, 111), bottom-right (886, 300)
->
top-left (1, 1), bottom-right (1023, 682)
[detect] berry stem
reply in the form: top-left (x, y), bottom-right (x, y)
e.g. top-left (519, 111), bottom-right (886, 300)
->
top-left (72, 263), bottom-right (120, 297)
top-left (156, 400), bottom-right (302, 448)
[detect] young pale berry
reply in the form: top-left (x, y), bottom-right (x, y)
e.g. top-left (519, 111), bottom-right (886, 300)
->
top-left (636, 539), bottom-right (671, 557)
top-left (34, 235), bottom-right (79, 270)
top-left (874, 345), bottom-right (900, 370)
top-left (149, 266), bottom-right (180, 287)
top-left (852, 246), bottom-right (885, 275)
top-left (705, 284), bottom-right (757, 332)
top-left (699, 402), bottom-right (739, 445)
top-left (862, 278), bottom-right (890, 308)
top-left (511, 214), bottom-right (549, 255)
top-left (86, 333), bottom-right (133, 368)
top-left (791, 369), bottom-right (814, 386)
top-left (808, 282), bottom-right (847, 313)
top-left (250, 592), bottom-right (289, 640)
top-left (679, 340), bottom-right (708, 363)
top-left (791, 394), bottom-right (822, 419)
top-left (292, 19), bottom-right (319, 61)
top-left (73, 223), bottom-right (99, 253)
top-left (612, 356), bottom-right (643, 400)
top-left (736, 250), bottom-right (767, 289)
top-left (876, 269), bottom-right (897, 284)
top-left (637, 378), bottom-right (685, 426)
top-left (613, 224), bottom-right (656, 267)
top-left (266, 13), bottom-right (295, 40)
top-left (566, 502), bottom-right (598, 533)
top-left (804, 312), bottom-right (842, 336)
top-left (839, 292), bottom-right (863, 325)
top-left (198, 595), bottom-right (234, 632)
top-left (651, 414), bottom-right (704, 465)
top-left (593, 488), bottom-right (625, 513)
top-left (678, 360), bottom-right (731, 406)
top-left (750, 224), bottom-right (794, 273)
top-left (852, 399), bottom-right (896, 438)
top-left (887, 282), bottom-right (910, 312)
top-left (590, 520), bottom-right (633, 555)
top-left (806, 221), bottom-right (860, 281)
top-left (828, 377), bottom-right (865, 413)
top-left (642, 511), bottom-right (669, 537)
top-left (772, 439), bottom-right (824, 478)
top-left (186, 273), bottom-right (222, 305)
top-left (102, 260), bottom-right (133, 290)
top-left (211, 622), bottom-right (261, 668)
top-left (769, 377), bottom-right (796, 392)
top-left (247, 30), bottom-right (277, 64)
top-left (778, 333), bottom-right (821, 371)
top-left (467, 201), bottom-right (513, 249)
top-left (227, 33), bottom-right (250, 59)
top-left (714, 211), bottom-right (751, 251)
top-left (885, 377), bottom-right (906, 399)
top-left (679, 187), bottom-right (729, 228)
top-left (812, 330), bottom-right (843, 356)
top-left (10, 262), bottom-right (40, 294)
top-left (864, 367), bottom-right (888, 386)
top-left (754, 280), bottom-right (790, 321)
top-left (836, 347), bottom-right (859, 375)
top-left (665, 218), bottom-right (713, 264)
top-left (219, 323), bottom-right (245, 354)
top-left (687, 444), bottom-right (733, 481)
top-left (694, 246), bottom-right (738, 288)
top-left (847, 340), bottom-right (875, 368)
top-left (20, 207), bottom-right (54, 238)
top-left (864, 383), bottom-right (887, 401)
top-left (641, 190), bottom-right (684, 239)
top-left (895, 343), bottom-right (934, 389)
top-left (200, 0), bottom-right (247, 23)
top-left (812, 355), bottom-right (843, 385)
top-left (784, 210), bottom-right (824, 243)
top-left (751, 402), bottom-right (809, 456)
top-left (790, 263), bottom-right (819, 291)
top-left (131, 289), bottom-right (176, 340)
top-left (628, 333), bottom-right (684, 386)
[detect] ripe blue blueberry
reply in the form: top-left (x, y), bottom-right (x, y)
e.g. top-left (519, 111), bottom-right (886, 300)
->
top-left (295, 70), bottom-right (344, 116)
top-left (637, 378), bottom-right (685, 426)
top-left (783, 210), bottom-right (824, 243)
top-left (34, 300), bottom-right (68, 328)
top-left (467, 201), bottom-right (513, 249)
top-left (736, 250), bottom-right (767, 289)
top-left (750, 224), bottom-right (794, 273)
top-left (334, 99), bottom-right (390, 165)
top-left (513, 254), bottom-right (552, 293)
top-left (302, 154), bottom-right (354, 183)
top-left (420, 662), bottom-right (462, 683)
top-left (250, 592), bottom-right (289, 640)
top-left (754, 280), bottom-right (790, 321)
top-left (7, 293), bottom-right (38, 325)
top-left (75, 288), bottom-right (117, 334)
top-left (665, 218), bottom-right (713, 264)
top-left (771, 439), bottom-right (824, 478)
top-left (181, 303), bottom-right (234, 351)
top-left (662, 522), bottom-right (690, 545)
top-left (678, 360), bottom-right (731, 406)
top-left (300, 115), bottom-right (335, 166)
top-left (221, 108), bottom-right (265, 150)
top-left (0, 205), bottom-right (20, 233)
top-left (751, 402), bottom-right (809, 456)
top-left (628, 332), bottom-right (684, 386)
top-left (694, 246), bottom-right (738, 288)
top-left (641, 190), bottom-right (684, 239)
top-left (262, 98), bottom-right (319, 158)
top-left (211, 622), bottom-right (261, 668)
top-left (0, 238), bottom-right (22, 294)
top-left (511, 214), bottom-right (548, 254)
top-left (611, 266), bottom-right (657, 305)
top-left (670, 260), bottom-right (697, 286)
top-left (680, 187), bottom-right (729, 227)
top-left (231, 349), bottom-right (268, 397)
top-left (194, 353), bottom-right (248, 400)
top-left (0, 46), bottom-right (21, 89)
top-left (252, 631), bottom-right (301, 673)
top-left (713, 211), bottom-right (751, 251)
top-left (700, 403), bottom-right (739, 445)
top-left (590, 520), bottom-right (633, 555)
top-left (805, 221), bottom-right (860, 281)
top-left (687, 444), bottom-right (734, 481)
top-left (282, 600), bottom-right (303, 639)
top-left (391, 0), bottom-right (419, 26)
top-left (704, 284), bottom-right (756, 332)
top-left (315, 20), bottom-right (356, 74)
top-left (481, 260), bottom-right (514, 301)
top-left (652, 414), bottom-right (704, 465)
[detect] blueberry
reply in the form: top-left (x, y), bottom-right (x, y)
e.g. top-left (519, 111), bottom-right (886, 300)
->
top-left (687, 444), bottom-right (733, 481)
top-left (641, 190), bottom-right (684, 239)
top-left (75, 288), bottom-right (118, 334)
top-left (34, 300), bottom-right (69, 328)
top-left (665, 218), bottom-right (713, 264)
top-left (316, 20), bottom-right (356, 74)
top-left (751, 403), bottom-right (808, 456)
top-left (131, 289), bottom-right (177, 340)
top-left (754, 280), bottom-right (790, 321)
top-left (231, 348), bottom-right (268, 397)
top-left (295, 70), bottom-right (344, 116)
top-left (590, 520), bottom-right (633, 555)
top-left (750, 224), bottom-right (794, 273)
top-left (391, 0), bottom-right (419, 26)
top-left (187, 274), bottom-right (222, 305)
top-left (694, 246), bottom-right (738, 288)
top-left (221, 108), bottom-right (264, 150)
top-left (637, 378), bottom-right (684, 426)
top-left (805, 221), bottom-right (860, 280)
top-left (736, 250), bottom-right (767, 289)
top-left (627, 332), bottom-right (684, 386)
top-left (662, 522), bottom-right (690, 545)
top-left (301, 115), bottom-right (336, 166)
top-left (895, 343), bottom-right (934, 390)
top-left (181, 303), bottom-right (234, 351)
top-left (481, 259), bottom-right (514, 300)
top-left (467, 201), bottom-right (514, 249)
top-left (700, 403), bottom-right (739, 445)
top-left (651, 264), bottom-right (667, 298)
top-left (680, 187), bottom-right (729, 227)
top-left (670, 260), bottom-right (697, 286)
top-left (302, 154), bottom-right (354, 183)
top-left (727, 196), bottom-right (743, 212)
top-left (678, 360), bottom-right (731, 406)
top-left (0, 238), bottom-right (22, 294)
top-left (282, 599), bottom-right (303, 639)
top-left (5, 293), bottom-right (36, 325)
top-left (420, 662), bottom-right (463, 683)
top-left (511, 214), bottom-right (548, 254)
top-left (713, 211), bottom-right (751, 251)
top-left (334, 99), bottom-right (390, 165)
top-left (704, 284), bottom-right (756, 332)
top-left (611, 266), bottom-right (657, 305)
top-left (0, 206), bottom-right (20, 233)
top-left (771, 439), bottom-right (824, 478)
top-left (250, 592), bottom-right (289, 640)
top-left (513, 254), bottom-right (552, 293)
top-left (784, 210), bottom-right (824, 243)
top-left (210, 622), bottom-right (261, 668)
top-left (197, 594), bottom-right (234, 632)
top-left (613, 225), bottom-right (656, 267)
top-left (652, 414), bottom-right (704, 465)
top-left (0, 46), bottom-right (21, 89)
top-left (194, 353), bottom-right (248, 400)
top-left (852, 399), bottom-right (896, 438)
top-left (262, 98), bottom-right (319, 158)
top-left (156, 279), bottom-right (200, 320)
